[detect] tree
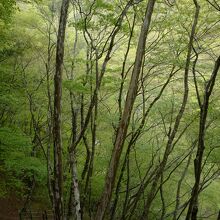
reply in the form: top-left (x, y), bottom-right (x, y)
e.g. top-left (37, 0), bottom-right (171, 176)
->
top-left (53, 0), bottom-right (70, 219)
top-left (96, 1), bottom-right (156, 219)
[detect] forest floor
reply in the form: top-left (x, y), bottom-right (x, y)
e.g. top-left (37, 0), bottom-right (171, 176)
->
top-left (0, 195), bottom-right (53, 220)
top-left (0, 196), bottom-right (21, 220)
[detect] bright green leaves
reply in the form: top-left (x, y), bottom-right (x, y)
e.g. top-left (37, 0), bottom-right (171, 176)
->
top-left (0, 0), bottom-right (16, 53)
top-left (0, 127), bottom-right (31, 152)
top-left (102, 75), bottom-right (122, 92)
top-left (94, 0), bottom-right (113, 11)
top-left (0, 0), bottom-right (16, 25)
top-left (63, 76), bottom-right (90, 94)
top-left (63, 80), bottom-right (90, 94)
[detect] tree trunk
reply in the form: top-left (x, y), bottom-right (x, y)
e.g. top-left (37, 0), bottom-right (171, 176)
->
top-left (53, 0), bottom-right (70, 219)
top-left (95, 1), bottom-right (156, 219)
top-left (69, 150), bottom-right (82, 220)
top-left (67, 102), bottom-right (82, 220)
top-left (217, 210), bottom-right (220, 220)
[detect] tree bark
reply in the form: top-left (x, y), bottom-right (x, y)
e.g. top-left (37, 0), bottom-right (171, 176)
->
top-left (217, 210), bottom-right (220, 220)
top-left (53, 0), bottom-right (70, 219)
top-left (95, 1), bottom-right (156, 219)
top-left (67, 105), bottom-right (82, 220)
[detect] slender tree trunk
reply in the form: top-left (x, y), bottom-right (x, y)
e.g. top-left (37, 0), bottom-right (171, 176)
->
top-left (81, 48), bottom-right (91, 181)
top-left (95, 1), bottom-right (156, 219)
top-left (68, 101), bottom-right (82, 220)
top-left (68, 151), bottom-right (82, 220)
top-left (185, 55), bottom-right (220, 220)
top-left (110, 145), bottom-right (130, 220)
top-left (46, 23), bottom-right (55, 214)
top-left (159, 174), bottom-right (166, 220)
top-left (217, 210), bottom-right (220, 220)
top-left (121, 151), bottom-right (131, 220)
top-left (53, 0), bottom-right (70, 219)
top-left (82, 55), bottom-right (98, 218)
top-left (66, 19), bottom-right (82, 220)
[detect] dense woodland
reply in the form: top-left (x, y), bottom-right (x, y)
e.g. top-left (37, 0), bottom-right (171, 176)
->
top-left (0, 0), bottom-right (220, 219)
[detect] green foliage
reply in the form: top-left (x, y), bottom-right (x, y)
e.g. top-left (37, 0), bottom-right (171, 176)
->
top-left (0, 0), bottom-right (16, 24)
top-left (63, 79), bottom-right (90, 94)
top-left (0, 127), bottom-right (46, 197)
top-left (0, 0), bottom-right (16, 54)
top-left (0, 0), bottom-right (220, 218)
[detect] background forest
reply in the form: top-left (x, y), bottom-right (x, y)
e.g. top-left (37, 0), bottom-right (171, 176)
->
top-left (0, 0), bottom-right (220, 219)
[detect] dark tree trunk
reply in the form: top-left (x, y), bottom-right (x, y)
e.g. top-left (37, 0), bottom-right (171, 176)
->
top-left (185, 55), bottom-right (220, 220)
top-left (53, 0), bottom-right (70, 219)
top-left (217, 210), bottom-right (220, 220)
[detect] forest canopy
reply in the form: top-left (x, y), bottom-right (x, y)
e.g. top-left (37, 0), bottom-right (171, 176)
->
top-left (0, 0), bottom-right (220, 219)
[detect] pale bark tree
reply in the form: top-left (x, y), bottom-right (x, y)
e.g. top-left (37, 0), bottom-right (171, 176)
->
top-left (67, 26), bottom-right (82, 220)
